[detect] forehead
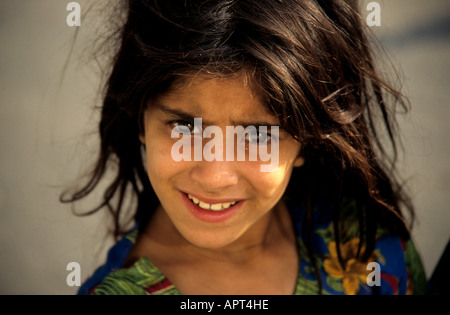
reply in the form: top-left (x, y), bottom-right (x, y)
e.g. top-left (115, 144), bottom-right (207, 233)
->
top-left (155, 74), bottom-right (279, 125)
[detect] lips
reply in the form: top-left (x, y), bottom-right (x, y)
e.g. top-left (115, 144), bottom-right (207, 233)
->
top-left (187, 193), bottom-right (238, 211)
top-left (180, 191), bottom-right (244, 223)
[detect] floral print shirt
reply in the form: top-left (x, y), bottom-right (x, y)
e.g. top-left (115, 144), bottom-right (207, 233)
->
top-left (78, 199), bottom-right (428, 295)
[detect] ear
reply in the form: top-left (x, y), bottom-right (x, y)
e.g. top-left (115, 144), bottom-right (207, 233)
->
top-left (293, 156), bottom-right (305, 168)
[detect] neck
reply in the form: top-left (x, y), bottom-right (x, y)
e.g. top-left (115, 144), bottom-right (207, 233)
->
top-left (144, 200), bottom-right (293, 265)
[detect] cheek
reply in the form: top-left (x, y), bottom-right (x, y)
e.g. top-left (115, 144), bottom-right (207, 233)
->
top-left (255, 146), bottom-right (300, 199)
top-left (244, 160), bottom-right (294, 199)
top-left (144, 133), bottom-right (179, 182)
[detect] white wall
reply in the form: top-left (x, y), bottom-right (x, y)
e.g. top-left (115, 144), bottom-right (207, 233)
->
top-left (0, 0), bottom-right (448, 294)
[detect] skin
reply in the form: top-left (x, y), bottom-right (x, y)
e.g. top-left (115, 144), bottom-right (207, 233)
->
top-left (134, 74), bottom-right (305, 294)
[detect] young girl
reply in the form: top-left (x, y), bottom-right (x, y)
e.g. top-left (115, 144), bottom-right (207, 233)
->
top-left (66, 0), bottom-right (428, 295)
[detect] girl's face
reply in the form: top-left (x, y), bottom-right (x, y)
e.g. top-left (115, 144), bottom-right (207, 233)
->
top-left (141, 74), bottom-right (304, 249)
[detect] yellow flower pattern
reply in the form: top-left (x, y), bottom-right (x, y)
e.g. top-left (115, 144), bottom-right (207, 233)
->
top-left (323, 238), bottom-right (378, 295)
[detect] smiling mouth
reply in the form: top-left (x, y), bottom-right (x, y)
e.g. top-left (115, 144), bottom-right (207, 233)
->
top-left (186, 193), bottom-right (239, 211)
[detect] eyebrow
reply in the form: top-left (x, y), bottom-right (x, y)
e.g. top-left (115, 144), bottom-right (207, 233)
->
top-left (154, 101), bottom-right (281, 129)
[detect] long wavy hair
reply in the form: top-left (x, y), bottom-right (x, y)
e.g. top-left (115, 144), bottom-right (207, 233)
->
top-left (62, 0), bottom-right (414, 293)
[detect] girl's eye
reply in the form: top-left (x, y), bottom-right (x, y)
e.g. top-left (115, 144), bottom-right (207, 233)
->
top-left (170, 120), bottom-right (202, 135)
top-left (244, 130), bottom-right (272, 144)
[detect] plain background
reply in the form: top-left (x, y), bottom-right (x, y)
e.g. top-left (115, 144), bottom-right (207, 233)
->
top-left (0, 0), bottom-right (448, 294)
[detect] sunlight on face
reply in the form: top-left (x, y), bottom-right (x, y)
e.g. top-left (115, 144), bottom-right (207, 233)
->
top-left (140, 74), bottom-right (304, 249)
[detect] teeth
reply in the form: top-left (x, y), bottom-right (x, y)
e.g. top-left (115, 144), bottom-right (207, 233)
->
top-left (199, 201), bottom-right (210, 209)
top-left (187, 194), bottom-right (237, 211)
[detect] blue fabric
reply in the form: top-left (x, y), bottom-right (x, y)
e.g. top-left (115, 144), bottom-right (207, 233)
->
top-left (77, 227), bottom-right (137, 295)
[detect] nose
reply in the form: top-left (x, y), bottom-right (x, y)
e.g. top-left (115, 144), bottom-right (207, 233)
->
top-left (190, 159), bottom-right (239, 193)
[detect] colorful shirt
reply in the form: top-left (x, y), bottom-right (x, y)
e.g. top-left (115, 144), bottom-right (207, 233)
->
top-left (78, 199), bottom-right (428, 295)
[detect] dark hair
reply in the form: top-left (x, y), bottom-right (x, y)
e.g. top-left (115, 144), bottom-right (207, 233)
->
top-left (62, 0), bottom-right (414, 293)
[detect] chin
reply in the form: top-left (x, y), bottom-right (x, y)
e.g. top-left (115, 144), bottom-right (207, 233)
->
top-left (180, 229), bottom-right (242, 250)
